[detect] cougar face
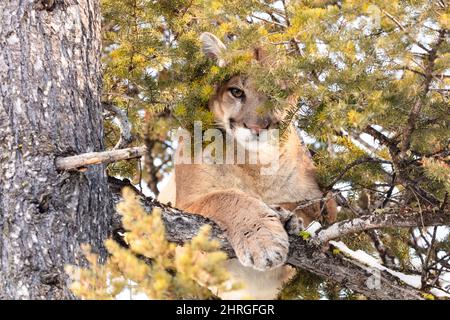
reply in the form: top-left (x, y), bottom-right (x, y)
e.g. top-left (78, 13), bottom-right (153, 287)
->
top-left (200, 32), bottom-right (281, 151)
top-left (157, 32), bottom-right (339, 299)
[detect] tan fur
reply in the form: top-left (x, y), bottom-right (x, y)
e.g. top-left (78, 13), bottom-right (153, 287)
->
top-left (158, 33), bottom-right (337, 299)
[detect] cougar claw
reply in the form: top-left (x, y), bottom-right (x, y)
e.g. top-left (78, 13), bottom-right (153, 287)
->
top-left (269, 205), bottom-right (303, 235)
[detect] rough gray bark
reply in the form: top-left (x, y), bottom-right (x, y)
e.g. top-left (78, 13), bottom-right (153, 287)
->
top-left (0, 0), bottom-right (112, 299)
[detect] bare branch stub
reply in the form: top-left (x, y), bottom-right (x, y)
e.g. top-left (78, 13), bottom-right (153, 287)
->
top-left (55, 146), bottom-right (146, 171)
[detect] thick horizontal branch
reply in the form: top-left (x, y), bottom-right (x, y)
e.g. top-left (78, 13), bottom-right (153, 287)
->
top-left (315, 209), bottom-right (450, 244)
top-left (55, 146), bottom-right (146, 170)
top-left (157, 199), bottom-right (429, 300)
top-left (108, 178), bottom-right (431, 300)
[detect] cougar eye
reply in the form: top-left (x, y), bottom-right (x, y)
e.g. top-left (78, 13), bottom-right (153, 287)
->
top-left (229, 87), bottom-right (245, 99)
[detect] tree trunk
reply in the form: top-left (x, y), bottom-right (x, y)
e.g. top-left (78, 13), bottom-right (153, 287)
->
top-left (0, 0), bottom-right (112, 299)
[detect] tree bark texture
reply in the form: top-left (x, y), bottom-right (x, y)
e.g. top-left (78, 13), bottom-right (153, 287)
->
top-left (0, 0), bottom-right (112, 299)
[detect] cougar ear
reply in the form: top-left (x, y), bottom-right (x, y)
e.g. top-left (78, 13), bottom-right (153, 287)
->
top-left (253, 46), bottom-right (269, 64)
top-left (200, 32), bottom-right (227, 67)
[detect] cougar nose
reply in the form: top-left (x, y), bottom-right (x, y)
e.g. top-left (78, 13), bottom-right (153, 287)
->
top-left (244, 118), bottom-right (271, 136)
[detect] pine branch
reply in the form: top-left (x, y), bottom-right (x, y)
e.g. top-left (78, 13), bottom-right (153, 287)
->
top-left (362, 125), bottom-right (441, 206)
top-left (335, 186), bottom-right (400, 269)
top-left (363, 125), bottom-right (400, 155)
top-left (250, 14), bottom-right (287, 28)
top-left (381, 9), bottom-right (431, 53)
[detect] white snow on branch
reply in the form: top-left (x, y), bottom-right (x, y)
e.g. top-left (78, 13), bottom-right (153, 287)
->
top-left (329, 240), bottom-right (450, 298)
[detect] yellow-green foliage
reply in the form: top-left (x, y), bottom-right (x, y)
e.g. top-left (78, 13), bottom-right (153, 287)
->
top-left (422, 157), bottom-right (450, 194)
top-left (278, 269), bottom-right (323, 300)
top-left (66, 188), bottom-right (235, 299)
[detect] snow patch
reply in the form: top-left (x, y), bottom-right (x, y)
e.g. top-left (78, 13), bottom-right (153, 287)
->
top-left (330, 240), bottom-right (424, 289)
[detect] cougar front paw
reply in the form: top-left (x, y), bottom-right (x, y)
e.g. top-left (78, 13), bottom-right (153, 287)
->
top-left (231, 217), bottom-right (290, 271)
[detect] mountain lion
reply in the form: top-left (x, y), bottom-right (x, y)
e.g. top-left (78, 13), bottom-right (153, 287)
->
top-left (158, 32), bottom-right (337, 299)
